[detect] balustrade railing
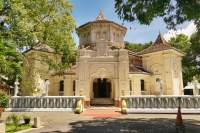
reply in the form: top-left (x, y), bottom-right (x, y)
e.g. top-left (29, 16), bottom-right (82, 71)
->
top-left (121, 96), bottom-right (200, 109)
top-left (8, 96), bottom-right (84, 109)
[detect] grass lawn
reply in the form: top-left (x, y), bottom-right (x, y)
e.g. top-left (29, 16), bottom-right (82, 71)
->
top-left (6, 123), bottom-right (32, 133)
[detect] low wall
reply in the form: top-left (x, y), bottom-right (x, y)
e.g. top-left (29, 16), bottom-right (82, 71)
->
top-left (121, 96), bottom-right (200, 113)
top-left (6, 96), bottom-right (85, 112)
top-left (0, 121), bottom-right (5, 133)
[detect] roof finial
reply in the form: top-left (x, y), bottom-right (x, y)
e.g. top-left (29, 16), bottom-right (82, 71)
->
top-left (95, 10), bottom-right (106, 20)
top-left (153, 31), bottom-right (169, 46)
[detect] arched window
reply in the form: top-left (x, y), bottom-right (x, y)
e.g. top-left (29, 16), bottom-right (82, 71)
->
top-left (140, 79), bottom-right (145, 91)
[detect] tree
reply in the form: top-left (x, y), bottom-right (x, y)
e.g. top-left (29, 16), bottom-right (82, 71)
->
top-left (125, 41), bottom-right (151, 52)
top-left (190, 32), bottom-right (200, 81)
top-left (0, 37), bottom-right (21, 86)
top-left (114, 0), bottom-right (200, 31)
top-left (0, 0), bottom-right (76, 66)
top-left (0, 0), bottom-right (77, 87)
top-left (170, 34), bottom-right (191, 52)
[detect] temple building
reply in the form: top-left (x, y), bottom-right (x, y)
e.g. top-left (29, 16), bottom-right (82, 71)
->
top-left (22, 11), bottom-right (184, 107)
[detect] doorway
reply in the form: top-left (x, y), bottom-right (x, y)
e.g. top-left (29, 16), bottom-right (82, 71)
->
top-left (93, 78), bottom-right (111, 98)
top-left (91, 78), bottom-right (113, 105)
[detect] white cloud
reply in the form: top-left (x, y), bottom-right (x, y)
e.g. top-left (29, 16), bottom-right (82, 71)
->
top-left (164, 22), bottom-right (197, 41)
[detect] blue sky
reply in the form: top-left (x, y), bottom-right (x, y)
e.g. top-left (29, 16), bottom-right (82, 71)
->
top-left (71, 0), bottom-right (189, 44)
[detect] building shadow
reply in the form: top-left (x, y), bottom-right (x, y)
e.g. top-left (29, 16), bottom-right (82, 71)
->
top-left (40, 118), bottom-right (200, 133)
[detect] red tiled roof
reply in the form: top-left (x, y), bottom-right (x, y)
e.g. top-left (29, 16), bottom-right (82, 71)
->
top-left (129, 65), bottom-right (150, 74)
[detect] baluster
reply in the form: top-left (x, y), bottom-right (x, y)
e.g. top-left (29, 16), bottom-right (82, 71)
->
top-left (73, 98), bottom-right (76, 108)
top-left (197, 98), bottom-right (200, 108)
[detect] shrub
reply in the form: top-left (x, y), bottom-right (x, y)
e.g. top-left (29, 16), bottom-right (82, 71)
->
top-left (6, 115), bottom-right (12, 124)
top-left (0, 91), bottom-right (9, 108)
top-left (10, 114), bottom-right (21, 131)
top-left (0, 91), bottom-right (9, 118)
top-left (23, 115), bottom-right (31, 124)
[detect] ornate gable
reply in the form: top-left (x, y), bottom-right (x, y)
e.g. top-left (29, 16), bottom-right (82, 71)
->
top-left (138, 33), bottom-right (172, 55)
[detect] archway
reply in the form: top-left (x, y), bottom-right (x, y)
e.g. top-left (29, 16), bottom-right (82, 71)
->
top-left (93, 78), bottom-right (111, 98)
top-left (91, 78), bottom-right (113, 105)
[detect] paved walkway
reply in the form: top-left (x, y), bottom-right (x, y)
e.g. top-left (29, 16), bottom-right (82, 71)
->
top-left (2, 110), bottom-right (200, 133)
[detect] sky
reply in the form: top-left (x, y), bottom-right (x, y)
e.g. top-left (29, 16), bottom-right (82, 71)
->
top-left (71, 0), bottom-right (196, 45)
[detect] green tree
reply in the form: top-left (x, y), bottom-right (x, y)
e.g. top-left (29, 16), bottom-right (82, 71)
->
top-left (0, 0), bottom-right (77, 87)
top-left (125, 41), bottom-right (151, 52)
top-left (114, 0), bottom-right (200, 31)
top-left (170, 34), bottom-right (191, 52)
top-left (0, 0), bottom-right (76, 66)
top-left (0, 0), bottom-right (76, 49)
top-left (190, 32), bottom-right (200, 81)
top-left (0, 38), bottom-right (21, 85)
top-left (169, 34), bottom-right (199, 84)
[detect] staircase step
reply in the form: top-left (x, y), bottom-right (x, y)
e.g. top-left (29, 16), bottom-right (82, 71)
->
top-left (91, 98), bottom-right (114, 105)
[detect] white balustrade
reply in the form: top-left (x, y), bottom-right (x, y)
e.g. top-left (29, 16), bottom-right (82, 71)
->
top-left (121, 96), bottom-right (200, 109)
top-left (7, 96), bottom-right (85, 112)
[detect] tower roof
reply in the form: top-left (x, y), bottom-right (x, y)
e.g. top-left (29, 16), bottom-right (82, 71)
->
top-left (153, 32), bottom-right (171, 46)
top-left (77, 10), bottom-right (127, 30)
top-left (95, 10), bottom-right (106, 20)
top-left (138, 33), bottom-right (176, 55)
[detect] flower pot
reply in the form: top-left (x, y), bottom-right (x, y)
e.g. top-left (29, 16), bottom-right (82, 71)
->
top-left (0, 107), bottom-right (4, 113)
top-left (24, 119), bottom-right (31, 124)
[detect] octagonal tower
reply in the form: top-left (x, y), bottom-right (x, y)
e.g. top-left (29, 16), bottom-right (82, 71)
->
top-left (76, 10), bottom-right (127, 52)
top-left (75, 11), bottom-right (129, 106)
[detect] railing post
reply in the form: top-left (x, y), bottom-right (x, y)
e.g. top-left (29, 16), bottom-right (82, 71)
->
top-left (121, 98), bottom-right (127, 114)
top-left (75, 97), bottom-right (84, 114)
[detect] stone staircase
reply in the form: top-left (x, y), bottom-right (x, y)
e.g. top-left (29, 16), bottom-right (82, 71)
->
top-left (90, 98), bottom-right (114, 105)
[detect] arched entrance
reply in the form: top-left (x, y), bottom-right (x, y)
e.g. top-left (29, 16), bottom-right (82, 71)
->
top-left (93, 78), bottom-right (111, 98)
top-left (91, 78), bottom-right (114, 105)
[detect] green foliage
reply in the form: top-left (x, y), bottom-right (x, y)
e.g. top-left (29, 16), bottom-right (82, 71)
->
top-left (0, 90), bottom-right (9, 108)
top-left (46, 44), bottom-right (77, 72)
top-left (170, 34), bottom-right (191, 52)
top-left (0, 37), bottom-right (22, 84)
top-left (169, 33), bottom-right (200, 85)
top-left (6, 114), bottom-right (32, 132)
top-left (9, 113), bottom-right (21, 131)
top-left (0, 0), bottom-right (77, 90)
top-left (114, 0), bottom-right (200, 31)
top-left (190, 32), bottom-right (200, 81)
top-left (6, 123), bottom-right (32, 133)
top-left (0, 0), bottom-right (76, 49)
top-left (22, 114), bottom-right (31, 124)
top-left (125, 41), bottom-right (151, 52)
